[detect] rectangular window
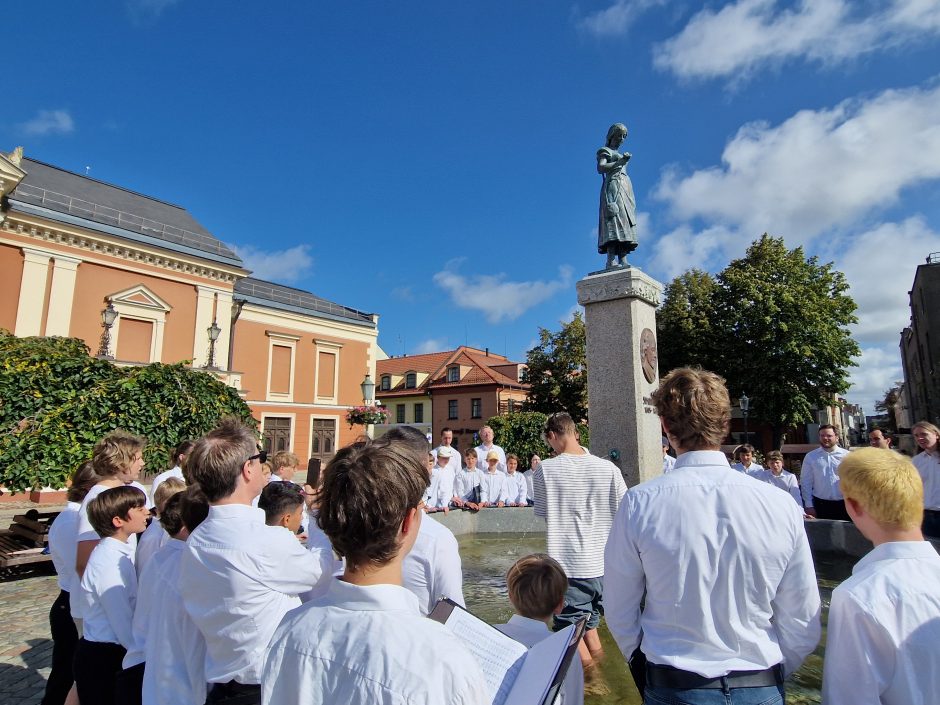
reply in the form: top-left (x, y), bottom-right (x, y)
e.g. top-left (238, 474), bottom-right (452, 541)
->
top-left (414, 403), bottom-right (424, 423)
top-left (447, 367), bottom-right (459, 382)
top-left (396, 404), bottom-right (406, 424)
top-left (270, 344), bottom-right (292, 394)
top-left (448, 399), bottom-right (458, 419)
top-left (381, 376), bottom-right (391, 391)
top-left (263, 416), bottom-right (292, 453)
top-left (406, 372), bottom-right (417, 389)
top-left (471, 398), bottom-right (482, 418)
top-left (317, 351), bottom-right (336, 398)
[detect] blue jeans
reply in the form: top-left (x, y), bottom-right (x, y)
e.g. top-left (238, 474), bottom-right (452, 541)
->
top-left (644, 684), bottom-right (784, 705)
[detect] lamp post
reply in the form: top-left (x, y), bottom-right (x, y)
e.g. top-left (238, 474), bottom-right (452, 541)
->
top-left (205, 319), bottom-right (222, 369)
top-left (96, 301), bottom-right (118, 359)
top-left (360, 372), bottom-right (375, 406)
top-left (740, 392), bottom-right (750, 446)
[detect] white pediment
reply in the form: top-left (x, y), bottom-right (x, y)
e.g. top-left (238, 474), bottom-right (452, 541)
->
top-left (108, 284), bottom-right (171, 312)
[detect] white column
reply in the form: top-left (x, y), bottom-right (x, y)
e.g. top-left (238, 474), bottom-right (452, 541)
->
top-left (193, 286), bottom-right (216, 366)
top-left (14, 248), bottom-right (52, 337)
top-left (44, 255), bottom-right (82, 336)
top-left (214, 289), bottom-right (234, 370)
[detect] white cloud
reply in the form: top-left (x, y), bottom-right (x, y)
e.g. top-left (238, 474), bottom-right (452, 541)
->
top-left (433, 262), bottom-right (574, 323)
top-left (845, 346), bottom-right (904, 412)
top-left (655, 82), bottom-right (940, 248)
top-left (229, 243), bottom-right (314, 285)
top-left (126, 0), bottom-right (182, 21)
top-left (413, 338), bottom-right (449, 355)
top-left (17, 109), bottom-right (74, 136)
top-left (577, 0), bottom-right (663, 37)
top-left (654, 0), bottom-right (940, 81)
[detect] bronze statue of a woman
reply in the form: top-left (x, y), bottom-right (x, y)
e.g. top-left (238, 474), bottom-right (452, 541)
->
top-left (597, 123), bottom-right (638, 268)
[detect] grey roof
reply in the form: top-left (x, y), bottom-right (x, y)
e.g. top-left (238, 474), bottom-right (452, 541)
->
top-left (235, 277), bottom-right (376, 328)
top-left (9, 158), bottom-right (242, 265)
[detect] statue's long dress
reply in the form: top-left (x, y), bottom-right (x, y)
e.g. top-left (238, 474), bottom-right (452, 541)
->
top-left (597, 147), bottom-right (638, 255)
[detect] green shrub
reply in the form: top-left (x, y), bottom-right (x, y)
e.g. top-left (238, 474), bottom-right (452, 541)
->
top-left (487, 412), bottom-right (590, 465)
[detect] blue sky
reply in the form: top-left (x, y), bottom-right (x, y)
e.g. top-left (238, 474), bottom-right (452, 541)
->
top-left (5, 1), bottom-right (940, 414)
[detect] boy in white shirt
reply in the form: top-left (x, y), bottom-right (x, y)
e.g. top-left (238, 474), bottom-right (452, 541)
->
top-left (425, 446), bottom-right (455, 513)
top-left (148, 439), bottom-right (193, 504)
top-left (505, 454), bottom-right (528, 506)
top-left (262, 438), bottom-right (487, 705)
top-left (136, 476), bottom-right (185, 577)
top-left (452, 448), bottom-right (482, 510)
top-left (823, 447), bottom-right (940, 705)
top-left (141, 486), bottom-right (211, 705)
top-left (74, 485), bottom-right (149, 705)
top-left (43, 461), bottom-right (99, 705)
top-left (755, 450), bottom-right (804, 510)
top-left (496, 554), bottom-right (584, 705)
top-left (258, 481), bottom-right (305, 535)
top-left (179, 420), bottom-right (328, 705)
top-left (480, 450), bottom-right (507, 507)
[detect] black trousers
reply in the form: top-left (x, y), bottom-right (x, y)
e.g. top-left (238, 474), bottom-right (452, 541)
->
top-left (813, 496), bottom-right (851, 522)
top-left (40, 589), bottom-right (78, 705)
top-left (205, 681), bottom-right (262, 705)
top-left (923, 509), bottom-right (940, 540)
top-left (115, 662), bottom-right (145, 705)
top-left (73, 639), bottom-right (126, 705)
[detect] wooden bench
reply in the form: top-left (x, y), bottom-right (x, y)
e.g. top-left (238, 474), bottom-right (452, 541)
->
top-left (0, 510), bottom-right (60, 568)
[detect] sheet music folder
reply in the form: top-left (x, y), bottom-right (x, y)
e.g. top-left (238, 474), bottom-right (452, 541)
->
top-left (429, 598), bottom-right (585, 705)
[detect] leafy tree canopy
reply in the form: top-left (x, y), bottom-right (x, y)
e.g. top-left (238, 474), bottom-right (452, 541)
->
top-left (521, 312), bottom-right (587, 421)
top-left (657, 234), bottom-right (860, 446)
top-left (0, 332), bottom-right (256, 491)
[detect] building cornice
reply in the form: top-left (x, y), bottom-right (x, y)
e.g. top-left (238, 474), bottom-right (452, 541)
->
top-left (1, 212), bottom-right (246, 284)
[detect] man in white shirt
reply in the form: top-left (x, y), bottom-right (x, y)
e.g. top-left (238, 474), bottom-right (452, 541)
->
top-left (661, 436), bottom-right (676, 473)
top-left (868, 428), bottom-right (892, 450)
top-left (426, 447), bottom-right (456, 512)
top-left (534, 411), bottom-right (627, 672)
top-left (604, 368), bottom-right (820, 705)
top-left (262, 437), bottom-right (487, 705)
top-left (912, 421), bottom-right (940, 539)
top-left (179, 420), bottom-right (327, 705)
top-left (148, 439), bottom-right (193, 505)
top-left (754, 450), bottom-right (804, 510)
top-left (475, 425), bottom-right (507, 473)
top-left (800, 424), bottom-right (851, 520)
top-left (432, 427), bottom-right (462, 474)
top-left (823, 447), bottom-right (940, 705)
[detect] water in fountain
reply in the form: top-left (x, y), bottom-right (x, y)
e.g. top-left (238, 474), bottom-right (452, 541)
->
top-left (459, 534), bottom-right (856, 705)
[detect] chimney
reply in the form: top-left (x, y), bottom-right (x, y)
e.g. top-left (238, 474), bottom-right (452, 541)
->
top-left (485, 348), bottom-right (489, 356)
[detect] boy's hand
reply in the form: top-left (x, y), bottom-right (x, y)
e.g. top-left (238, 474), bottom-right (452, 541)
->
top-left (497, 501), bottom-right (505, 508)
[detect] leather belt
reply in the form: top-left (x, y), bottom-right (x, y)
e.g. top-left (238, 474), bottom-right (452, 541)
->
top-left (646, 663), bottom-right (782, 690)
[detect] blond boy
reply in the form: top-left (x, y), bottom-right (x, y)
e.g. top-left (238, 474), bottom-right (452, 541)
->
top-left (823, 448), bottom-right (940, 705)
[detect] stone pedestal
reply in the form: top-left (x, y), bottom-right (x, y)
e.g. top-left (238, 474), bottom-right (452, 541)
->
top-left (576, 267), bottom-right (664, 487)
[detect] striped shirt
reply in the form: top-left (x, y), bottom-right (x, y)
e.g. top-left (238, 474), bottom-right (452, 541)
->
top-left (533, 449), bottom-right (627, 578)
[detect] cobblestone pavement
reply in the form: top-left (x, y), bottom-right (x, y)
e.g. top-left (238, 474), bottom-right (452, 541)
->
top-left (0, 568), bottom-right (59, 705)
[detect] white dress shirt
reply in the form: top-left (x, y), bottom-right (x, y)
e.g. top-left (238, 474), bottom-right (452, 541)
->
top-left (300, 517), bottom-right (343, 603)
top-left (604, 451), bottom-right (821, 678)
top-left (475, 443), bottom-right (507, 473)
top-left (262, 580), bottom-right (488, 705)
top-left (454, 467), bottom-right (482, 502)
top-left (135, 518), bottom-right (169, 578)
top-left (913, 451), bottom-right (940, 510)
top-left (402, 513), bottom-right (465, 614)
top-left (504, 471), bottom-right (528, 505)
top-left (124, 534), bottom-right (175, 668)
top-left (823, 541), bottom-right (940, 705)
top-left (754, 469), bottom-right (803, 507)
top-left (141, 539), bottom-right (207, 705)
top-left (799, 445), bottom-right (850, 506)
top-left (179, 503), bottom-right (328, 685)
top-left (523, 469), bottom-right (535, 499)
top-left (495, 614), bottom-right (584, 705)
top-left (79, 536), bottom-right (138, 647)
top-left (479, 470), bottom-right (508, 504)
top-left (48, 502), bottom-right (81, 595)
top-left (428, 464), bottom-right (456, 510)
top-left (149, 466), bottom-right (184, 505)
top-left (731, 462), bottom-right (763, 475)
top-left (662, 455), bottom-right (676, 473)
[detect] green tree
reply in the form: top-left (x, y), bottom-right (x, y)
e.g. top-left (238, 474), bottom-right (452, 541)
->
top-left (0, 331), bottom-right (256, 491)
top-left (874, 385), bottom-right (901, 433)
top-left (522, 313), bottom-right (587, 421)
top-left (656, 269), bottom-right (719, 374)
top-left (487, 411), bottom-right (589, 464)
top-left (711, 234), bottom-right (860, 448)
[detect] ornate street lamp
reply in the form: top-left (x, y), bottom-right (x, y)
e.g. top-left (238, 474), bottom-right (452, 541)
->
top-left (740, 392), bottom-right (750, 445)
top-left (96, 301), bottom-right (118, 359)
top-left (205, 319), bottom-right (222, 369)
top-left (360, 372), bottom-right (375, 406)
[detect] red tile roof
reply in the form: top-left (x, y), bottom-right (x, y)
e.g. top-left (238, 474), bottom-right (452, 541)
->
top-left (377, 346), bottom-right (527, 392)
